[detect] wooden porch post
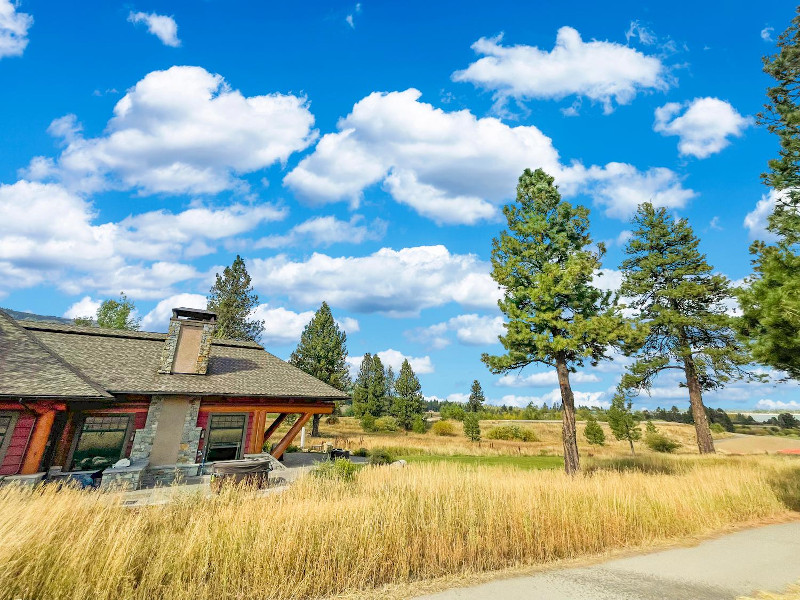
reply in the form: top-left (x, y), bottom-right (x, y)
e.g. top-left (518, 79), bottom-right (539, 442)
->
top-left (20, 409), bottom-right (56, 475)
top-left (271, 413), bottom-right (312, 460)
top-left (264, 413), bottom-right (288, 443)
top-left (52, 411), bottom-right (78, 468)
top-left (249, 410), bottom-right (268, 454)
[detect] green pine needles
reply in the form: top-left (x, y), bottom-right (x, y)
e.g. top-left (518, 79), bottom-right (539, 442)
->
top-left (482, 168), bottom-right (633, 474)
top-left (619, 203), bottom-right (753, 454)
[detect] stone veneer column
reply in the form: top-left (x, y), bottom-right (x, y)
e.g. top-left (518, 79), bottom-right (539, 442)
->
top-left (176, 398), bottom-right (202, 464)
top-left (158, 321), bottom-right (181, 374)
top-left (129, 396), bottom-right (165, 462)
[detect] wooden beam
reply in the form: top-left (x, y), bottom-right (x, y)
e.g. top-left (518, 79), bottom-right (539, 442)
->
top-left (264, 413), bottom-right (288, 442)
top-left (200, 404), bottom-right (334, 414)
top-left (20, 409), bottom-right (56, 475)
top-left (271, 413), bottom-right (312, 460)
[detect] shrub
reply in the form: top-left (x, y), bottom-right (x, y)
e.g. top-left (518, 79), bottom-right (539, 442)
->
top-left (312, 458), bottom-right (360, 481)
top-left (326, 415), bottom-right (340, 425)
top-left (360, 414), bottom-right (377, 432)
top-left (285, 444), bottom-right (300, 453)
top-left (645, 432), bottom-right (681, 453)
top-left (584, 416), bottom-right (606, 446)
top-left (411, 415), bottom-right (427, 434)
top-left (431, 420), bottom-right (456, 436)
top-left (352, 447), bottom-right (369, 457)
top-left (374, 416), bottom-right (399, 432)
top-left (645, 420), bottom-right (658, 435)
top-left (710, 423), bottom-right (726, 434)
top-left (368, 449), bottom-right (395, 465)
top-left (440, 403), bottom-right (466, 421)
top-left (463, 412), bottom-right (481, 442)
top-left (485, 424), bottom-right (537, 442)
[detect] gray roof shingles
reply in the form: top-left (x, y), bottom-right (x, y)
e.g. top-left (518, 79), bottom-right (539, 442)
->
top-left (1, 314), bottom-right (348, 401)
top-left (0, 311), bottom-right (111, 399)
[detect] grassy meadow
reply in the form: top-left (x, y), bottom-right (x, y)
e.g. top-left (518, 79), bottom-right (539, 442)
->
top-left (0, 449), bottom-right (798, 599)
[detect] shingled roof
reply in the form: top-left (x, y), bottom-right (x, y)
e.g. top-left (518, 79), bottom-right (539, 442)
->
top-left (0, 311), bottom-right (111, 399)
top-left (9, 318), bottom-right (348, 400)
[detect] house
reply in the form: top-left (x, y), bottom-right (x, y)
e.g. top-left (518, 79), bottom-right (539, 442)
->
top-left (0, 307), bottom-right (348, 488)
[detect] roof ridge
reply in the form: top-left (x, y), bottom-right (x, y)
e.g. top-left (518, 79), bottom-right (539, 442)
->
top-left (18, 320), bottom-right (263, 349)
top-left (0, 309), bottom-right (112, 399)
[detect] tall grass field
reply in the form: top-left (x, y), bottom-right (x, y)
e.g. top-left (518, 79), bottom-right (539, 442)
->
top-left (0, 455), bottom-right (798, 600)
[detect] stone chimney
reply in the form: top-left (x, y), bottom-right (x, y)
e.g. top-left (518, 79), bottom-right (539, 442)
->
top-left (158, 308), bottom-right (216, 375)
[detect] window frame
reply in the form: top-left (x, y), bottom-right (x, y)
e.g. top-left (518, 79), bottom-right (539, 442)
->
top-left (203, 412), bottom-right (249, 463)
top-left (66, 413), bottom-right (135, 472)
top-left (0, 411), bottom-right (19, 467)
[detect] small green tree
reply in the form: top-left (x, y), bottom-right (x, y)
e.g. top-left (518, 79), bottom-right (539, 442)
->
top-left (352, 354), bottom-right (388, 417)
top-left (411, 414), bottom-right (427, 434)
top-left (607, 393), bottom-right (641, 455)
top-left (463, 412), bottom-right (481, 441)
top-left (467, 380), bottom-right (485, 412)
top-left (583, 415), bottom-right (605, 446)
top-left (289, 302), bottom-right (351, 437)
top-left (391, 359), bottom-right (425, 430)
top-left (96, 293), bottom-right (140, 330)
top-left (482, 168), bottom-right (633, 474)
top-left (72, 316), bottom-right (94, 326)
top-left (207, 255), bottom-right (265, 342)
top-left (619, 203), bottom-right (753, 454)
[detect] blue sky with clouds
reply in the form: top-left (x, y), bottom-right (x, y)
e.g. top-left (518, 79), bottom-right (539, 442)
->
top-left (1, 0), bottom-right (798, 411)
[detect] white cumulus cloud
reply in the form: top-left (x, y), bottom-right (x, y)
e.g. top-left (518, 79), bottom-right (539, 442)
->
top-left (285, 88), bottom-right (693, 223)
top-left (756, 399), bottom-right (800, 410)
top-left (63, 296), bottom-right (102, 320)
top-left (452, 27), bottom-right (671, 114)
top-left (255, 214), bottom-right (385, 249)
top-left (249, 245), bottom-right (502, 316)
top-left (0, 0), bottom-right (32, 59)
top-left (30, 66), bottom-right (317, 196)
top-left (497, 371), bottom-right (601, 388)
top-left (654, 97), bottom-right (751, 159)
top-left (408, 313), bottom-right (504, 349)
top-left (128, 11), bottom-right (181, 47)
top-left (348, 348), bottom-right (434, 376)
top-left (744, 190), bottom-right (783, 241)
top-left (140, 293), bottom-right (207, 331)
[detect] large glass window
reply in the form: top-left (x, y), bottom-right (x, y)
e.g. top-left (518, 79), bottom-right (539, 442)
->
top-left (70, 415), bottom-right (131, 471)
top-left (204, 414), bottom-right (247, 462)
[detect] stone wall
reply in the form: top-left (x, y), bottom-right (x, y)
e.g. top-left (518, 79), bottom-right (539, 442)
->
top-left (129, 396), bottom-right (164, 462)
top-left (158, 320), bottom-right (181, 374)
top-left (177, 397), bottom-right (202, 464)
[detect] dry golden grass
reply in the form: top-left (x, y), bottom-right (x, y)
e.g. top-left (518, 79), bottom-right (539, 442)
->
top-left (740, 583), bottom-right (800, 599)
top-left (313, 417), bottom-right (726, 458)
top-left (0, 454), bottom-right (798, 600)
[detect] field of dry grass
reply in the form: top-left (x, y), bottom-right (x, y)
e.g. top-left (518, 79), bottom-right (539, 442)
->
top-left (0, 454), bottom-right (798, 600)
top-left (309, 417), bottom-right (729, 458)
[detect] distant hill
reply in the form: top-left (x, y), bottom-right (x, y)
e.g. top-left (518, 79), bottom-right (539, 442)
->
top-left (1, 308), bottom-right (75, 325)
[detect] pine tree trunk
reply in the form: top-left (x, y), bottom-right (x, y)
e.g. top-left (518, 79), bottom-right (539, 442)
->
top-left (682, 355), bottom-right (715, 454)
top-left (311, 414), bottom-right (321, 437)
top-left (629, 438), bottom-right (635, 456)
top-left (555, 355), bottom-right (580, 474)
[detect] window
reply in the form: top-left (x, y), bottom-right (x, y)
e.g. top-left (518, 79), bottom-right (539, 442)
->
top-left (204, 414), bottom-right (247, 462)
top-left (0, 412), bottom-right (18, 466)
top-left (70, 415), bottom-right (132, 471)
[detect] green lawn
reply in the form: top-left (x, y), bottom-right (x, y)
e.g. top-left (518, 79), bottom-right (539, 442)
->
top-left (399, 454), bottom-right (564, 470)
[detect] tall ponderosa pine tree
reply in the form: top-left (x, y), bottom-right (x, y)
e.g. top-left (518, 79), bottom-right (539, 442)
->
top-left (352, 354), bottom-right (388, 417)
top-left (391, 359), bottom-right (425, 430)
top-left (467, 380), bottom-right (485, 412)
top-left (619, 203), bottom-right (752, 454)
top-left (737, 10), bottom-right (800, 379)
top-left (207, 255), bottom-right (265, 342)
top-left (289, 302), bottom-right (351, 436)
top-left (96, 293), bottom-right (140, 331)
top-left (482, 168), bottom-right (632, 474)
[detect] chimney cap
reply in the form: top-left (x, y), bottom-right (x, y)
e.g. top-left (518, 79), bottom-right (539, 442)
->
top-left (171, 307), bottom-right (216, 322)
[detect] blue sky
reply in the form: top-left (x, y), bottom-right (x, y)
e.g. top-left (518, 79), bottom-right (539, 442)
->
top-left (1, 0), bottom-right (798, 411)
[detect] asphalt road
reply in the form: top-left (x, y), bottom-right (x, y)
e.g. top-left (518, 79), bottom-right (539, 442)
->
top-left (415, 521), bottom-right (800, 600)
